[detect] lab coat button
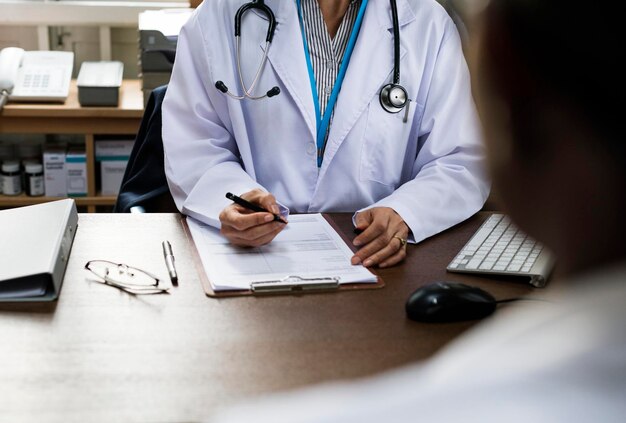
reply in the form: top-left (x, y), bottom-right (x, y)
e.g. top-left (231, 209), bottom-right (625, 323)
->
top-left (306, 142), bottom-right (316, 156)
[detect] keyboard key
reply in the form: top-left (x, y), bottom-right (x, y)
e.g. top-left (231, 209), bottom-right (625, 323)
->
top-left (466, 258), bottom-right (483, 269)
top-left (466, 223), bottom-right (497, 249)
top-left (507, 264), bottom-right (522, 272)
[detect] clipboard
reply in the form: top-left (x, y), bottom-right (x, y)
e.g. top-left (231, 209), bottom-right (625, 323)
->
top-left (181, 215), bottom-right (385, 298)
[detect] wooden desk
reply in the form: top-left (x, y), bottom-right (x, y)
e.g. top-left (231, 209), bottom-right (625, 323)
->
top-left (0, 213), bottom-right (538, 422)
top-left (0, 80), bottom-right (143, 212)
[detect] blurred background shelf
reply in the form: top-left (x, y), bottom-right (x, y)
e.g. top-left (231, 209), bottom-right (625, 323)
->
top-left (0, 80), bottom-right (142, 212)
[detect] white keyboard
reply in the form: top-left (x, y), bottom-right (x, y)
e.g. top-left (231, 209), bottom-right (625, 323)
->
top-left (447, 214), bottom-right (555, 287)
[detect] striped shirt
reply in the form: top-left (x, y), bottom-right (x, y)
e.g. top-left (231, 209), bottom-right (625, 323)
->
top-left (300, 0), bottom-right (361, 123)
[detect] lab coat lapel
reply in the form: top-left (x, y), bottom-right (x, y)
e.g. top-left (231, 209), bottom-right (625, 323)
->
top-left (318, 0), bottom-right (414, 179)
top-left (262, 0), bottom-right (317, 140)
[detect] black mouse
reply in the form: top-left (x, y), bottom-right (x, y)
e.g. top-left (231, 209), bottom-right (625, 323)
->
top-left (406, 282), bottom-right (497, 323)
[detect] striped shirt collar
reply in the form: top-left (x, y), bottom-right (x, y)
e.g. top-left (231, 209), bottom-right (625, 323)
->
top-left (300, 0), bottom-right (362, 117)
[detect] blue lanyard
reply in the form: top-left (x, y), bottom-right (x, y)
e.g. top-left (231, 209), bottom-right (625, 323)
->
top-left (296, 0), bottom-right (369, 167)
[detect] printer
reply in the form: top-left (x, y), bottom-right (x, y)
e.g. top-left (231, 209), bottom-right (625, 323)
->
top-left (138, 8), bottom-right (193, 106)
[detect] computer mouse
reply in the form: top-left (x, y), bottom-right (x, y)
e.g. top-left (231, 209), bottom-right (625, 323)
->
top-left (406, 282), bottom-right (497, 323)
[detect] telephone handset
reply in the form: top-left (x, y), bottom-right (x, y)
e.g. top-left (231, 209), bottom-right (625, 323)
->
top-left (0, 47), bottom-right (74, 110)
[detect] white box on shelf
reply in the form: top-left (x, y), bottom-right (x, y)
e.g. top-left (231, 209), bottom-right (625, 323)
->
top-left (95, 139), bottom-right (134, 159)
top-left (66, 147), bottom-right (87, 197)
top-left (100, 160), bottom-right (128, 195)
top-left (95, 139), bottom-right (134, 196)
top-left (43, 144), bottom-right (67, 197)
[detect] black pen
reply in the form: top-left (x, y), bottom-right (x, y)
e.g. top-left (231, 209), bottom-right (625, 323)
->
top-left (162, 240), bottom-right (178, 286)
top-left (226, 192), bottom-right (287, 224)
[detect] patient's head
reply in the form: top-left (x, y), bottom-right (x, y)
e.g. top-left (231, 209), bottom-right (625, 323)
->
top-left (467, 0), bottom-right (625, 274)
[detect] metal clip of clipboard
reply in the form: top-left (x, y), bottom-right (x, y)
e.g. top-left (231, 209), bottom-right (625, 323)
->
top-left (250, 276), bottom-right (340, 294)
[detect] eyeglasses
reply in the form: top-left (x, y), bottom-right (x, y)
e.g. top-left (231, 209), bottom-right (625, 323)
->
top-left (85, 260), bottom-right (169, 295)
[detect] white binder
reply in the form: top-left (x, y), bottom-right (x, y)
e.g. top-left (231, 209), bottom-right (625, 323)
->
top-left (0, 200), bottom-right (78, 301)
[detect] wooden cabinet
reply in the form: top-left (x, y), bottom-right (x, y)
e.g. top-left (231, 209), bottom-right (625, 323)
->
top-left (0, 80), bottom-right (143, 212)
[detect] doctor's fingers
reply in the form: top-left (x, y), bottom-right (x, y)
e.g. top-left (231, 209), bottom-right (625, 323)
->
top-left (351, 229), bottom-right (392, 266)
top-left (351, 220), bottom-right (393, 265)
top-left (352, 222), bottom-right (409, 266)
top-left (354, 234), bottom-right (407, 267)
top-left (220, 206), bottom-right (276, 231)
top-left (354, 208), bottom-right (409, 247)
top-left (222, 221), bottom-right (285, 247)
top-left (228, 227), bottom-right (284, 248)
top-left (378, 245), bottom-right (408, 268)
top-left (242, 189), bottom-right (280, 215)
top-left (353, 214), bottom-right (391, 248)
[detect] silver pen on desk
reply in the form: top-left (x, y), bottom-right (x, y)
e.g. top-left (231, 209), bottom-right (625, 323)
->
top-left (162, 240), bottom-right (178, 286)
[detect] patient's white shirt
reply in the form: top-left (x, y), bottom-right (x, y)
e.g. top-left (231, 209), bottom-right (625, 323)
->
top-left (210, 264), bottom-right (626, 423)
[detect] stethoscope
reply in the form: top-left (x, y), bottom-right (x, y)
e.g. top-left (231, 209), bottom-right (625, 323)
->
top-left (215, 0), bottom-right (281, 99)
top-left (215, 0), bottom-right (408, 115)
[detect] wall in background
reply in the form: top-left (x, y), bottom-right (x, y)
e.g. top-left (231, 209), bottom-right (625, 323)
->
top-left (0, 0), bottom-right (194, 78)
top-left (0, 26), bottom-right (39, 50)
top-left (0, 26), bottom-right (139, 79)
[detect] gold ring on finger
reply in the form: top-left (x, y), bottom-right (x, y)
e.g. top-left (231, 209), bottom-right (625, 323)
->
top-left (393, 235), bottom-right (407, 248)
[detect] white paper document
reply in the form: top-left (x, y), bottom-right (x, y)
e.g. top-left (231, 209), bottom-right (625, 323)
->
top-left (186, 214), bottom-right (378, 291)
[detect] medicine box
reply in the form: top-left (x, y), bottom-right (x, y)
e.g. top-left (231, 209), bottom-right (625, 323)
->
top-left (43, 144), bottom-right (67, 197)
top-left (100, 161), bottom-right (128, 195)
top-left (66, 147), bottom-right (87, 197)
top-left (95, 139), bottom-right (134, 195)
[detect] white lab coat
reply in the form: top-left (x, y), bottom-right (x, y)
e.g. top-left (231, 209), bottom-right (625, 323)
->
top-left (162, 0), bottom-right (489, 242)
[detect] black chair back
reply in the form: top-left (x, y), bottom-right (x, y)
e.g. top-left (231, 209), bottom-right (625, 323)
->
top-left (114, 85), bottom-right (178, 213)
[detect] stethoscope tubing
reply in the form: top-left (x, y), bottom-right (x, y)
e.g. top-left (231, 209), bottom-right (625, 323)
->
top-left (234, 0), bottom-right (277, 42)
top-left (391, 0), bottom-right (401, 84)
top-left (233, 38), bottom-right (272, 100)
top-left (218, 0), bottom-right (278, 100)
top-left (217, 0), bottom-right (407, 118)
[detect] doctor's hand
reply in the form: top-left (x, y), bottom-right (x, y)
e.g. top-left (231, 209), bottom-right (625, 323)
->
top-left (351, 207), bottom-right (410, 268)
top-left (219, 189), bottom-right (286, 247)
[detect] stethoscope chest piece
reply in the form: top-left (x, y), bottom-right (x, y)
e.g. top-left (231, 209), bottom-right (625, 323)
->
top-left (379, 83), bottom-right (408, 114)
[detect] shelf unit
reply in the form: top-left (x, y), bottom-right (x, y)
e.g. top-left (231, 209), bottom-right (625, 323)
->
top-left (0, 79), bottom-right (143, 212)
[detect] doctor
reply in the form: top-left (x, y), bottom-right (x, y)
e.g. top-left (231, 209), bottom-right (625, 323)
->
top-left (162, 0), bottom-right (489, 268)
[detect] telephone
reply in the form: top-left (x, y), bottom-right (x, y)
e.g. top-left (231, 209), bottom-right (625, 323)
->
top-left (0, 47), bottom-right (74, 110)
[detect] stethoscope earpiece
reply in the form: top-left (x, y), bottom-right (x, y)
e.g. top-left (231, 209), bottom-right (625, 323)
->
top-left (266, 86), bottom-right (280, 98)
top-left (215, 81), bottom-right (229, 93)
top-left (379, 83), bottom-right (408, 114)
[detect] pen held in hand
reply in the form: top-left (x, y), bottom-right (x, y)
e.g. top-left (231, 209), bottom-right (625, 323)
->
top-left (225, 192), bottom-right (287, 224)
